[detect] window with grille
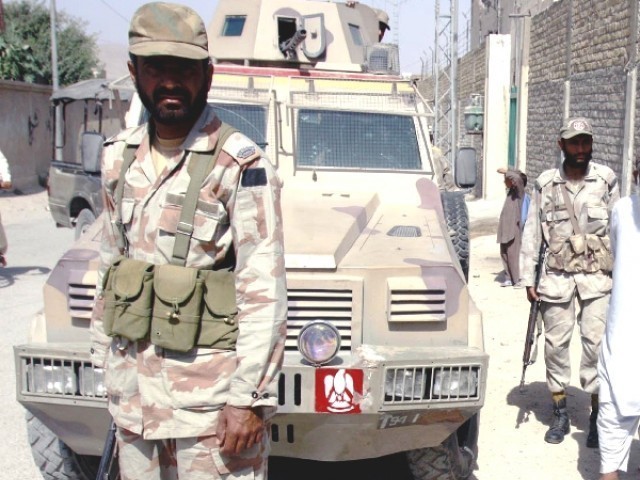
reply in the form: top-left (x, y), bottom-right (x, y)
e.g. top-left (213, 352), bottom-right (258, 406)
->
top-left (296, 109), bottom-right (421, 170)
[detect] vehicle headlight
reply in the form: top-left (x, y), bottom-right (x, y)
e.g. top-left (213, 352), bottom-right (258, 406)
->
top-left (384, 369), bottom-right (424, 400)
top-left (433, 369), bottom-right (478, 397)
top-left (297, 320), bottom-right (341, 366)
top-left (27, 363), bottom-right (76, 395)
top-left (79, 366), bottom-right (107, 397)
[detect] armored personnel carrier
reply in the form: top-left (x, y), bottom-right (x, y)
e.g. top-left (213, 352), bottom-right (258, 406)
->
top-left (14, 1), bottom-right (487, 479)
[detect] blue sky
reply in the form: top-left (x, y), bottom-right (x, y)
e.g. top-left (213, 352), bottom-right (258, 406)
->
top-left (46, 0), bottom-right (470, 75)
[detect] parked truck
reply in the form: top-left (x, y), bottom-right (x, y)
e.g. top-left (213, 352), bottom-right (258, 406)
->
top-left (46, 78), bottom-right (132, 238)
top-left (14, 1), bottom-right (487, 479)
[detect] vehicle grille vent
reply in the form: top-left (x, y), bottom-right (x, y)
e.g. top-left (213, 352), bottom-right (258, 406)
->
top-left (67, 270), bottom-right (97, 319)
top-left (287, 288), bottom-right (352, 351)
top-left (384, 365), bottom-right (481, 405)
top-left (387, 225), bottom-right (421, 237)
top-left (388, 287), bottom-right (446, 322)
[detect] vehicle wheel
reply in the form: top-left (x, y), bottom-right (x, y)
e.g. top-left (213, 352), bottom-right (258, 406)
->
top-left (26, 411), bottom-right (100, 480)
top-left (441, 191), bottom-right (470, 281)
top-left (74, 208), bottom-right (96, 239)
top-left (405, 415), bottom-right (478, 480)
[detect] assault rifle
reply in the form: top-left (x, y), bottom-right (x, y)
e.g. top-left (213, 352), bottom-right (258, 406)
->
top-left (96, 419), bottom-right (119, 479)
top-left (519, 242), bottom-right (547, 392)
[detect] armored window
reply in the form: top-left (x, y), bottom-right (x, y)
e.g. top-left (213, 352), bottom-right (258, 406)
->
top-left (348, 24), bottom-right (363, 46)
top-left (222, 16), bottom-right (246, 36)
top-left (211, 103), bottom-right (268, 148)
top-left (295, 109), bottom-right (421, 170)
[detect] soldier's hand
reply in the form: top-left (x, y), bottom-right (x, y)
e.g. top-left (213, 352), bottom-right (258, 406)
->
top-left (526, 286), bottom-right (539, 303)
top-left (216, 405), bottom-right (264, 456)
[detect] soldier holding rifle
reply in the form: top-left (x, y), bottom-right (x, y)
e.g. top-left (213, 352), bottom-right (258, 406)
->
top-left (520, 117), bottom-right (618, 446)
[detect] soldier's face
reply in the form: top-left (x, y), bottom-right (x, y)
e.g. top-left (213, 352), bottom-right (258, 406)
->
top-left (560, 134), bottom-right (593, 169)
top-left (129, 55), bottom-right (213, 128)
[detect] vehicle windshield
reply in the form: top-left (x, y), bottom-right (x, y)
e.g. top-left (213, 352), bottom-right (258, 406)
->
top-left (295, 109), bottom-right (422, 170)
top-left (211, 103), bottom-right (267, 148)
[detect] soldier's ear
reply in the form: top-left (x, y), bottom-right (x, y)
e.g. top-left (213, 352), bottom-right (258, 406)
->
top-left (128, 60), bottom-right (137, 83)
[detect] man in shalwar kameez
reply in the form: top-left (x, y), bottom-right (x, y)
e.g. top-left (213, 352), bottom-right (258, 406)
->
top-left (598, 165), bottom-right (640, 479)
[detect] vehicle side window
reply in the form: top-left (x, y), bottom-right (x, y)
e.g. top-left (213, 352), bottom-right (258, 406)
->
top-left (296, 109), bottom-right (421, 170)
top-left (211, 104), bottom-right (267, 148)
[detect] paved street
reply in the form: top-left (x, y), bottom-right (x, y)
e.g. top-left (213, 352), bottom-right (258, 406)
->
top-left (2, 190), bottom-right (640, 480)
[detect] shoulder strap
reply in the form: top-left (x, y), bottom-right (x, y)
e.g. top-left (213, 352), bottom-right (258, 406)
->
top-left (172, 123), bottom-right (237, 266)
top-left (114, 144), bottom-right (139, 254)
top-left (559, 184), bottom-right (582, 235)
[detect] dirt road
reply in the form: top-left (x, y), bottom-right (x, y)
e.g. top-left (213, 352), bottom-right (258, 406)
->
top-left (468, 232), bottom-right (639, 480)
top-left (3, 190), bottom-right (639, 480)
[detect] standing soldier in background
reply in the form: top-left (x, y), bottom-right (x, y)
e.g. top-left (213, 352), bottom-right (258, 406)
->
top-left (0, 148), bottom-right (12, 267)
top-left (520, 117), bottom-right (618, 446)
top-left (89, 3), bottom-right (287, 479)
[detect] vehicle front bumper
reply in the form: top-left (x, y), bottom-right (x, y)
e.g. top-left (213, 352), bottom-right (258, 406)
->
top-left (15, 343), bottom-right (487, 460)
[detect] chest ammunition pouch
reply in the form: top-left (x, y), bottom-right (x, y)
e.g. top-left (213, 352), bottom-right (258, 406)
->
top-left (546, 184), bottom-right (613, 274)
top-left (102, 123), bottom-right (240, 352)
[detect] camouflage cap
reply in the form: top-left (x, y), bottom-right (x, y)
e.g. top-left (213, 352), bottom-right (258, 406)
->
top-left (129, 2), bottom-right (209, 60)
top-left (559, 117), bottom-right (593, 139)
top-left (373, 8), bottom-right (391, 30)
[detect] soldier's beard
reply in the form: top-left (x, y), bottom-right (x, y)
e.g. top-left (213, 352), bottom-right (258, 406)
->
top-left (562, 148), bottom-right (592, 171)
top-left (136, 79), bottom-right (208, 127)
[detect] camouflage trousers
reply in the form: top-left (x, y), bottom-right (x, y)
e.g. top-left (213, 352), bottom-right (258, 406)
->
top-left (540, 291), bottom-right (609, 394)
top-left (116, 427), bottom-right (269, 480)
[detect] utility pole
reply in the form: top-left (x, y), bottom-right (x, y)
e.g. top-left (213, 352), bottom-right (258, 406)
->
top-left (0, 0), bottom-right (5, 34)
top-left (50, 0), bottom-right (63, 160)
top-left (433, 0), bottom-right (459, 167)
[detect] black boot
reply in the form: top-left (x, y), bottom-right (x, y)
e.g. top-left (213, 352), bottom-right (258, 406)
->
top-left (544, 398), bottom-right (570, 444)
top-left (587, 405), bottom-right (599, 448)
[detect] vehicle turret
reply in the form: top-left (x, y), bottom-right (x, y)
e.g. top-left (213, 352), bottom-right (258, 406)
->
top-left (208, 0), bottom-right (399, 74)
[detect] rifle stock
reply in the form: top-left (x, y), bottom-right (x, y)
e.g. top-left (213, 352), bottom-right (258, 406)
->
top-left (96, 419), bottom-right (119, 480)
top-left (519, 243), bottom-right (547, 391)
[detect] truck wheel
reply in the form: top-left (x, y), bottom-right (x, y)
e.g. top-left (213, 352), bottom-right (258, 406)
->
top-left (75, 209), bottom-right (96, 239)
top-left (26, 411), bottom-right (100, 480)
top-left (441, 191), bottom-right (470, 280)
top-left (405, 414), bottom-right (479, 480)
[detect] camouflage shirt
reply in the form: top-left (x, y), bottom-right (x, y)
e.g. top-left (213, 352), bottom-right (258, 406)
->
top-left (520, 162), bottom-right (619, 302)
top-left (89, 106), bottom-right (287, 439)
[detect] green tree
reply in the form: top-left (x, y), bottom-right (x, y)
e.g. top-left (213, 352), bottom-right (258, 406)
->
top-left (1, 0), bottom-right (101, 85)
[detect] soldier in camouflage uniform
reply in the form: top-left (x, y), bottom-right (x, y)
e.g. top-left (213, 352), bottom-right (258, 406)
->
top-left (89, 3), bottom-right (287, 479)
top-left (520, 117), bottom-right (619, 446)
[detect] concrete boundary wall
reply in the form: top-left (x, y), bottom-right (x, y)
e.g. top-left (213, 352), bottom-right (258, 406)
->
top-left (0, 81), bottom-right (53, 190)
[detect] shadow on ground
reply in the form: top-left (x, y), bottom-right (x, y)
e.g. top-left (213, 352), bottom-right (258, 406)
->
top-left (0, 266), bottom-right (51, 288)
top-left (507, 382), bottom-right (600, 479)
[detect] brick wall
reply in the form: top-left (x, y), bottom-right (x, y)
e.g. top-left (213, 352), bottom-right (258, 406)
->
top-left (526, 0), bottom-right (634, 185)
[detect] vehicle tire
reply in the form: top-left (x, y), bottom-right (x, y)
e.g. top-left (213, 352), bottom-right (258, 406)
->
top-left (26, 411), bottom-right (101, 480)
top-left (441, 191), bottom-right (470, 281)
top-left (74, 208), bottom-right (96, 240)
top-left (405, 415), bottom-right (479, 480)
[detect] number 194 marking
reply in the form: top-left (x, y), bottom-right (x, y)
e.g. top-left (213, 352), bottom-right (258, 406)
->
top-left (378, 412), bottom-right (421, 429)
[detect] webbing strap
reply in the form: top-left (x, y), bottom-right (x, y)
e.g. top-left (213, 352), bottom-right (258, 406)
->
top-left (113, 123), bottom-right (237, 263)
top-left (114, 145), bottom-right (139, 254)
top-left (171, 123), bottom-right (237, 266)
top-left (559, 184), bottom-right (582, 236)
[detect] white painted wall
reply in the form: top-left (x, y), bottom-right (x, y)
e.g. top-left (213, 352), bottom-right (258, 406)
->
top-left (482, 34), bottom-right (511, 201)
